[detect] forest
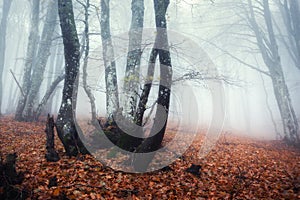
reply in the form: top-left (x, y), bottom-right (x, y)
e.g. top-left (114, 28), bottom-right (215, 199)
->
top-left (0, 0), bottom-right (299, 199)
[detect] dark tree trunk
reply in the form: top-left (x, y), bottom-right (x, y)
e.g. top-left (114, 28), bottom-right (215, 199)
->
top-left (45, 114), bottom-right (60, 162)
top-left (133, 0), bottom-right (172, 171)
top-left (0, 0), bottom-right (13, 115)
top-left (56, 0), bottom-right (88, 157)
top-left (0, 153), bottom-right (27, 199)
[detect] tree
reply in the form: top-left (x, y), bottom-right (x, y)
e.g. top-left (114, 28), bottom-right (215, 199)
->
top-left (99, 0), bottom-right (120, 122)
top-left (133, 0), bottom-right (172, 171)
top-left (15, 0), bottom-right (40, 121)
top-left (0, 0), bottom-right (13, 115)
top-left (22, 0), bottom-right (58, 121)
top-left (246, 0), bottom-right (299, 144)
top-left (56, 0), bottom-right (88, 157)
top-left (274, 0), bottom-right (300, 72)
top-left (122, 0), bottom-right (145, 119)
top-left (81, 0), bottom-right (97, 125)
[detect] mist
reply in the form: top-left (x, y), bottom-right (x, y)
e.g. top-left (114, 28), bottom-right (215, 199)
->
top-left (1, 0), bottom-right (299, 141)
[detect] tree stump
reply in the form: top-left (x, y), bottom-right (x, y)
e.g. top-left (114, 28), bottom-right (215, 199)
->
top-left (45, 114), bottom-right (60, 162)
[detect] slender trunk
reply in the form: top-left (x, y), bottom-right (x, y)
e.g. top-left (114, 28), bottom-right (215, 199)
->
top-left (82, 0), bottom-right (97, 125)
top-left (100, 0), bottom-right (119, 122)
top-left (45, 33), bottom-right (59, 113)
top-left (50, 43), bottom-right (64, 114)
top-left (289, 0), bottom-right (300, 69)
top-left (56, 0), bottom-right (88, 156)
top-left (0, 0), bottom-right (13, 115)
top-left (122, 0), bottom-right (145, 119)
top-left (260, 73), bottom-right (281, 139)
top-left (23, 0), bottom-right (58, 121)
top-left (15, 0), bottom-right (40, 121)
top-left (34, 74), bottom-right (65, 121)
top-left (134, 0), bottom-right (172, 171)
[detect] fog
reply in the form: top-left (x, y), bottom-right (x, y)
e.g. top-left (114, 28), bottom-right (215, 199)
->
top-left (1, 0), bottom-right (299, 140)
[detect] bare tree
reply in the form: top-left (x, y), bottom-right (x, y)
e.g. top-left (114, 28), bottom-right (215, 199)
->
top-left (122, 0), bottom-right (145, 119)
top-left (56, 0), bottom-right (88, 156)
top-left (22, 0), bottom-right (58, 121)
top-left (99, 0), bottom-right (119, 122)
top-left (133, 0), bottom-right (172, 171)
top-left (246, 0), bottom-right (299, 144)
top-left (0, 0), bottom-right (13, 115)
top-left (80, 0), bottom-right (97, 125)
top-left (15, 0), bottom-right (40, 121)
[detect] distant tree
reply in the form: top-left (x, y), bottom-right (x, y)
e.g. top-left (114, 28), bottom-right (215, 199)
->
top-left (277, 0), bottom-right (300, 71)
top-left (0, 0), bottom-right (13, 116)
top-left (22, 0), bottom-right (58, 121)
top-left (80, 0), bottom-right (97, 125)
top-left (246, 0), bottom-right (299, 144)
top-left (56, 0), bottom-right (88, 156)
top-left (15, 0), bottom-right (40, 121)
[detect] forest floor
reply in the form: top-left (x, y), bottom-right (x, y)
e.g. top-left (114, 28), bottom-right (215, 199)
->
top-left (0, 116), bottom-right (300, 199)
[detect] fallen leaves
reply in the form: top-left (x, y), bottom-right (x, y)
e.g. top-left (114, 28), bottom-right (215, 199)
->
top-left (0, 116), bottom-right (299, 199)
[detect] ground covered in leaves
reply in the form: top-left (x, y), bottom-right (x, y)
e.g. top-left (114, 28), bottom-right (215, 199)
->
top-left (0, 116), bottom-right (300, 199)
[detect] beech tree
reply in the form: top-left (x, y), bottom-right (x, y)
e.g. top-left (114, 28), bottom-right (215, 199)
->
top-left (22, 0), bottom-right (58, 121)
top-left (56, 0), bottom-right (88, 156)
top-left (100, 0), bottom-right (120, 122)
top-left (246, 0), bottom-right (299, 144)
top-left (122, 0), bottom-right (145, 119)
top-left (15, 0), bottom-right (40, 121)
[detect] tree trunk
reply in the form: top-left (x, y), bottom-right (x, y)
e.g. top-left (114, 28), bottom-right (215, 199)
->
top-left (56, 0), bottom-right (88, 157)
top-left (248, 0), bottom-right (299, 144)
top-left (134, 0), bottom-right (172, 171)
top-left (122, 0), bottom-right (145, 119)
top-left (82, 0), bottom-right (97, 125)
top-left (15, 0), bottom-right (40, 121)
top-left (0, 0), bottom-right (13, 115)
top-left (34, 74), bottom-right (65, 121)
top-left (23, 0), bottom-right (58, 121)
top-left (288, 0), bottom-right (300, 69)
top-left (45, 114), bottom-right (60, 162)
top-left (100, 0), bottom-right (120, 122)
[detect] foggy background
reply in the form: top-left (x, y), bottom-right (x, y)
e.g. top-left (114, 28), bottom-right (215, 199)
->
top-left (1, 0), bottom-right (299, 140)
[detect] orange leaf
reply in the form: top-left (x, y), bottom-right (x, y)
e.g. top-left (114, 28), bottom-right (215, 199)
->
top-left (53, 188), bottom-right (60, 196)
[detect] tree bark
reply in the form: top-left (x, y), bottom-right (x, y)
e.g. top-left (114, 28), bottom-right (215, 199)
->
top-left (35, 74), bottom-right (65, 121)
top-left (247, 0), bottom-right (299, 144)
top-left (15, 0), bottom-right (40, 121)
top-left (23, 0), bottom-right (58, 121)
top-left (0, 0), bottom-right (13, 115)
top-left (56, 0), bottom-right (88, 157)
top-left (134, 0), bottom-right (172, 171)
top-left (122, 0), bottom-right (145, 119)
top-left (45, 114), bottom-right (60, 162)
top-left (100, 0), bottom-right (120, 122)
top-left (82, 0), bottom-right (97, 125)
